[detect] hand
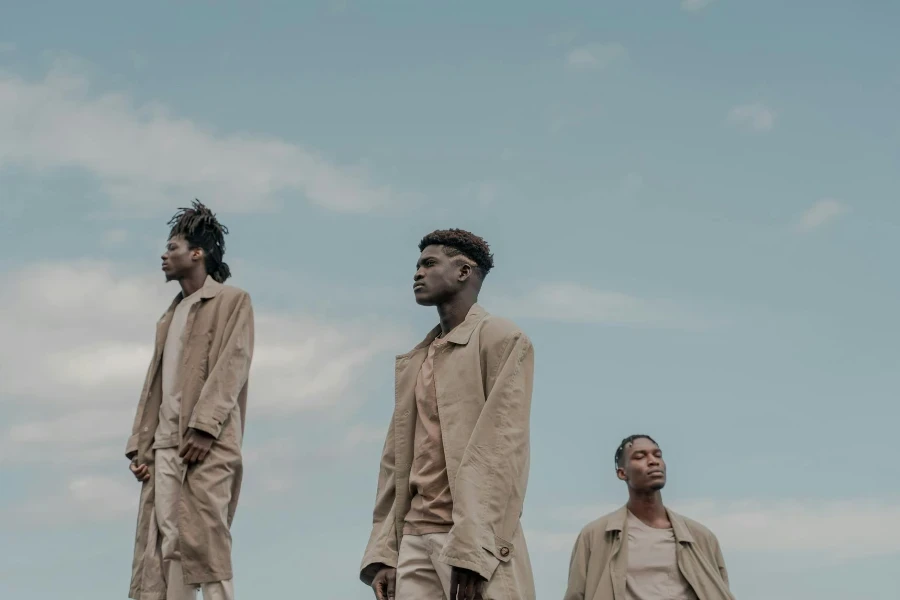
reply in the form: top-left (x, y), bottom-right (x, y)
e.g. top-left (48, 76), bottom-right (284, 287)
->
top-left (371, 566), bottom-right (396, 600)
top-left (450, 566), bottom-right (485, 600)
top-left (129, 460), bottom-right (150, 482)
top-left (179, 428), bottom-right (216, 464)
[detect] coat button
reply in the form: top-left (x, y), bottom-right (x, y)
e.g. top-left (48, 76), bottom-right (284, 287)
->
top-left (499, 547), bottom-right (509, 557)
top-left (142, 427), bottom-right (149, 432)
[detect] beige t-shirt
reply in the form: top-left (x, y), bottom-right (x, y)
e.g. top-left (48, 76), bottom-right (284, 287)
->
top-left (625, 511), bottom-right (699, 600)
top-left (153, 289), bottom-right (203, 449)
top-left (403, 337), bottom-right (454, 535)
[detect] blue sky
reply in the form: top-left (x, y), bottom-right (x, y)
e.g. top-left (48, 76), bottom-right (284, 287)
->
top-left (1, 1), bottom-right (898, 598)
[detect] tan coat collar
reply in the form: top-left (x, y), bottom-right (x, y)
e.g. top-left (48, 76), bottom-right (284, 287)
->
top-left (605, 505), bottom-right (696, 544)
top-left (166, 275), bottom-right (222, 309)
top-left (401, 303), bottom-right (488, 356)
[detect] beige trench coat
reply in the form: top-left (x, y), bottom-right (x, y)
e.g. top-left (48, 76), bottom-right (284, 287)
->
top-left (563, 506), bottom-right (735, 600)
top-left (360, 304), bottom-right (536, 599)
top-left (125, 277), bottom-right (254, 600)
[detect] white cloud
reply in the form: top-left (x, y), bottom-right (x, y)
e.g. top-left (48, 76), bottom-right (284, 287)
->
top-left (0, 60), bottom-right (398, 213)
top-left (14, 475), bottom-right (138, 524)
top-left (566, 43), bottom-right (627, 71)
top-left (796, 199), bottom-right (848, 232)
top-left (538, 498), bottom-right (900, 561)
top-left (0, 260), bottom-right (407, 466)
top-left (727, 103), bottom-right (776, 132)
top-left (495, 282), bottom-right (711, 329)
top-left (681, 0), bottom-right (717, 11)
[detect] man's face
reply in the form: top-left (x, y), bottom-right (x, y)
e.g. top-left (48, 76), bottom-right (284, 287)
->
top-left (617, 437), bottom-right (667, 492)
top-left (161, 235), bottom-right (201, 282)
top-left (413, 245), bottom-right (471, 306)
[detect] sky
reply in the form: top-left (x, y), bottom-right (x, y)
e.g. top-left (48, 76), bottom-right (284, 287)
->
top-left (0, 0), bottom-right (898, 598)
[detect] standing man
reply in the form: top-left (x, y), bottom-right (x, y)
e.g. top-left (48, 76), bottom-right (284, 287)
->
top-left (126, 200), bottom-right (254, 600)
top-left (563, 435), bottom-right (735, 600)
top-left (360, 229), bottom-right (536, 600)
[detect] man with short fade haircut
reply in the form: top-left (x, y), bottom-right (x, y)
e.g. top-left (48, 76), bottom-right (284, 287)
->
top-left (563, 435), bottom-right (734, 600)
top-left (361, 229), bottom-right (536, 600)
top-left (126, 200), bottom-right (254, 600)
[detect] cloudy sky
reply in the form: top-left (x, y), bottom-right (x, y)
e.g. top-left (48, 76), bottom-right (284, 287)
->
top-left (1, 1), bottom-right (898, 599)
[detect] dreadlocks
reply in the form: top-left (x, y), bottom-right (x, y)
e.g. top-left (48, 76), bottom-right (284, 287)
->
top-left (418, 228), bottom-right (495, 278)
top-left (614, 434), bottom-right (658, 469)
top-left (167, 199), bottom-right (232, 283)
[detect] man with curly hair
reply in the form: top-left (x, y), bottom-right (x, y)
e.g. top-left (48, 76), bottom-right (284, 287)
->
top-left (563, 435), bottom-right (735, 600)
top-left (360, 229), bottom-right (536, 600)
top-left (126, 200), bottom-right (254, 600)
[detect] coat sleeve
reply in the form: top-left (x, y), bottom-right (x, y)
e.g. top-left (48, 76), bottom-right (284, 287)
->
top-left (359, 416), bottom-right (399, 585)
top-left (563, 529), bottom-right (590, 600)
top-left (438, 330), bottom-right (534, 581)
top-left (188, 292), bottom-right (254, 438)
top-left (713, 535), bottom-right (730, 588)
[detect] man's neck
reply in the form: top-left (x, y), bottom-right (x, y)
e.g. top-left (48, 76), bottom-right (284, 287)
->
top-left (178, 271), bottom-right (208, 299)
top-left (626, 490), bottom-right (669, 526)
top-left (436, 293), bottom-right (477, 337)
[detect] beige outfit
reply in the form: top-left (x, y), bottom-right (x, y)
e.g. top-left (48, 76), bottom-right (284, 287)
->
top-left (624, 512), bottom-right (698, 600)
top-left (404, 337), bottom-right (454, 536)
top-left (564, 506), bottom-right (734, 600)
top-left (155, 448), bottom-right (235, 600)
top-left (154, 289), bottom-right (202, 449)
top-left (396, 533), bottom-right (454, 599)
top-left (127, 277), bottom-right (254, 599)
top-left (361, 304), bottom-right (536, 600)
top-left (149, 288), bottom-right (233, 600)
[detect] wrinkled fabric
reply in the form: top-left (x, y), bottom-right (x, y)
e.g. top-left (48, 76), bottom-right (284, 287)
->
top-left (126, 277), bottom-right (254, 599)
top-left (154, 288), bottom-right (202, 450)
top-left (564, 506), bottom-right (734, 600)
top-left (361, 304), bottom-right (536, 600)
top-left (154, 448), bottom-right (235, 600)
top-left (404, 337), bottom-right (454, 536)
top-left (623, 512), bottom-right (697, 600)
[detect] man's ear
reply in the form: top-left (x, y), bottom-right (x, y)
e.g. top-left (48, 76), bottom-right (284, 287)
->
top-left (458, 262), bottom-right (473, 282)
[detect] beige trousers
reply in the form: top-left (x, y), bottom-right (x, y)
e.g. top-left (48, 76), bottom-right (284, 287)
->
top-left (155, 447), bottom-right (235, 600)
top-left (397, 532), bottom-right (485, 600)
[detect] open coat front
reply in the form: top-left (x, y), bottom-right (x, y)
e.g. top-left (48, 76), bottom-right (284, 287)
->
top-left (360, 304), bottom-right (536, 599)
top-left (126, 277), bottom-right (254, 600)
top-left (563, 506), bottom-right (735, 600)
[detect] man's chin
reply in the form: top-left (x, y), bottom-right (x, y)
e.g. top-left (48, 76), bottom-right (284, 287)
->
top-left (413, 293), bottom-right (436, 306)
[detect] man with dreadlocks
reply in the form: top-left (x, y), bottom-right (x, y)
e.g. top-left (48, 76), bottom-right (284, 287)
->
top-left (125, 200), bottom-right (254, 600)
top-left (563, 435), bottom-right (735, 600)
top-left (360, 229), bottom-right (536, 600)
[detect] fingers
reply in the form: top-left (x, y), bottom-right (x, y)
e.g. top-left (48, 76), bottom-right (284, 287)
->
top-left (373, 576), bottom-right (385, 600)
top-left (465, 577), bottom-right (476, 600)
top-left (130, 463), bottom-right (150, 481)
top-left (386, 569), bottom-right (396, 600)
top-left (183, 445), bottom-right (200, 464)
top-left (450, 569), bottom-right (460, 600)
top-left (197, 446), bottom-right (210, 463)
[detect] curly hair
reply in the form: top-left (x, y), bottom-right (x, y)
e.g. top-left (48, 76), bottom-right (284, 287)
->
top-left (418, 228), bottom-right (494, 277)
top-left (167, 199), bottom-right (231, 283)
top-left (614, 434), bottom-right (658, 469)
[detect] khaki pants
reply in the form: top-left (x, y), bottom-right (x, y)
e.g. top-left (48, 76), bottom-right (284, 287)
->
top-left (155, 447), bottom-right (235, 600)
top-left (397, 533), bottom-right (486, 600)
